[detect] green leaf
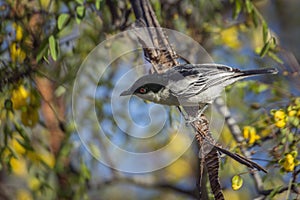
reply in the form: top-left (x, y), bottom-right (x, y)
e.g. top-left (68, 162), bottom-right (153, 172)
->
top-left (233, 0), bottom-right (242, 19)
top-left (256, 83), bottom-right (269, 93)
top-left (245, 0), bottom-right (253, 13)
top-left (36, 42), bottom-right (48, 63)
top-left (262, 21), bottom-right (268, 43)
top-left (80, 161), bottom-right (91, 180)
top-left (268, 51), bottom-right (284, 64)
top-left (76, 5), bottom-right (85, 18)
top-left (287, 133), bottom-right (294, 143)
top-left (291, 117), bottom-right (299, 127)
top-left (76, 0), bottom-right (84, 4)
top-left (76, 5), bottom-right (85, 24)
top-left (4, 99), bottom-right (13, 110)
top-left (48, 35), bottom-right (57, 61)
top-left (153, 0), bottom-right (162, 22)
top-left (271, 36), bottom-right (277, 45)
top-left (291, 150), bottom-right (298, 158)
top-left (268, 186), bottom-right (283, 198)
top-left (231, 175), bottom-right (243, 190)
top-left (54, 86), bottom-right (66, 97)
top-left (281, 136), bottom-right (286, 144)
top-left (252, 10), bottom-right (259, 27)
top-left (95, 0), bottom-right (101, 10)
top-left (7, 146), bottom-right (18, 159)
top-left (89, 143), bottom-right (101, 160)
top-left (58, 13), bottom-right (70, 30)
top-left (259, 41), bottom-right (271, 57)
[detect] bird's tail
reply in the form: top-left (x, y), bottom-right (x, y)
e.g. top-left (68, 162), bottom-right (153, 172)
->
top-left (214, 145), bottom-right (267, 173)
top-left (239, 68), bottom-right (278, 77)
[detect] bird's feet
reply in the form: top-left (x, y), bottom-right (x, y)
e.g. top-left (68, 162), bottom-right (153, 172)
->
top-left (184, 105), bottom-right (208, 125)
top-left (185, 116), bottom-right (203, 125)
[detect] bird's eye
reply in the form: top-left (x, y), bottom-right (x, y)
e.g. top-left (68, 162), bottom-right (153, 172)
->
top-left (139, 87), bottom-right (147, 94)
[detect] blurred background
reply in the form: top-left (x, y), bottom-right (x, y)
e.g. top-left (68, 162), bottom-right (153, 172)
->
top-left (0, 0), bottom-right (299, 199)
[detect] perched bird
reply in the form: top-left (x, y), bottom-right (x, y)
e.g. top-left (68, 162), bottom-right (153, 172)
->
top-left (121, 63), bottom-right (278, 115)
top-left (120, 63), bottom-right (277, 173)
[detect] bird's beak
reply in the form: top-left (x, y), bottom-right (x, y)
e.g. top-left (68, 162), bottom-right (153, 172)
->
top-left (120, 90), bottom-right (132, 96)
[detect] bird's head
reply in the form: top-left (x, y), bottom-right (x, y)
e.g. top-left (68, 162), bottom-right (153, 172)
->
top-left (120, 74), bottom-right (172, 104)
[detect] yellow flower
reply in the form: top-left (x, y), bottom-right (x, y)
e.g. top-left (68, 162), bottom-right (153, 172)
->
top-left (27, 151), bottom-right (55, 168)
top-left (11, 135), bottom-right (26, 155)
top-left (283, 154), bottom-right (295, 172)
top-left (10, 42), bottom-right (26, 63)
top-left (39, 152), bottom-right (55, 168)
top-left (280, 152), bottom-right (300, 172)
top-left (10, 157), bottom-right (27, 176)
top-left (16, 189), bottom-right (32, 200)
top-left (220, 26), bottom-right (241, 49)
top-left (275, 120), bottom-right (286, 128)
top-left (243, 126), bottom-right (260, 145)
top-left (231, 175), bottom-right (243, 190)
top-left (288, 110), bottom-right (297, 117)
top-left (273, 110), bottom-right (287, 128)
top-left (11, 85), bottom-right (29, 110)
top-left (274, 110), bottom-right (286, 121)
top-left (13, 23), bottom-right (23, 41)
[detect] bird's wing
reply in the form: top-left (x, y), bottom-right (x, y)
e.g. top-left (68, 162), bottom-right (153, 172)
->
top-left (167, 64), bottom-right (238, 98)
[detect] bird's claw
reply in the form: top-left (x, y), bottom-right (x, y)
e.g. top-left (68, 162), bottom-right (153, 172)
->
top-left (185, 116), bottom-right (203, 126)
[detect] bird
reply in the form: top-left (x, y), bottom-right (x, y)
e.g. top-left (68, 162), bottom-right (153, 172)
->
top-left (120, 63), bottom-right (277, 173)
top-left (120, 63), bottom-right (278, 114)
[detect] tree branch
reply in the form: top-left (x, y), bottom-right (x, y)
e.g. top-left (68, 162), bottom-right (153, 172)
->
top-left (129, 0), bottom-right (222, 199)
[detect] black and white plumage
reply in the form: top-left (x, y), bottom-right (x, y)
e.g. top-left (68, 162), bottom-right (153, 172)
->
top-left (120, 63), bottom-right (278, 107)
top-left (121, 63), bottom-right (276, 173)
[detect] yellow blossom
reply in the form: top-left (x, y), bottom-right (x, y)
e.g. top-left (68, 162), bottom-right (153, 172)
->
top-left (274, 110), bottom-right (286, 121)
top-left (10, 42), bottom-right (26, 63)
top-left (11, 85), bottom-right (29, 110)
top-left (11, 135), bottom-right (26, 155)
top-left (10, 157), bottom-right (27, 176)
top-left (283, 154), bottom-right (295, 172)
top-left (275, 120), bottom-right (286, 128)
top-left (288, 110), bottom-right (297, 117)
top-left (243, 126), bottom-right (260, 145)
top-left (273, 110), bottom-right (287, 128)
top-left (220, 26), bottom-right (241, 49)
top-left (39, 152), bottom-right (55, 168)
top-left (280, 152), bottom-right (300, 172)
top-left (13, 23), bottom-right (23, 41)
top-left (27, 151), bottom-right (55, 168)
